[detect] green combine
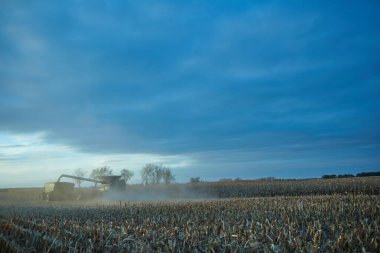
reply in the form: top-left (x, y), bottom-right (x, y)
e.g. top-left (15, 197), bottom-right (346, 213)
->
top-left (42, 174), bottom-right (121, 201)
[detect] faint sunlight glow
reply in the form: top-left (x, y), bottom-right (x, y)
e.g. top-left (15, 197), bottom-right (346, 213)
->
top-left (0, 132), bottom-right (195, 188)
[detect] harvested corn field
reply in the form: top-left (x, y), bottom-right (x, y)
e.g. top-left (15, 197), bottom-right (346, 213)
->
top-left (1, 178), bottom-right (380, 252)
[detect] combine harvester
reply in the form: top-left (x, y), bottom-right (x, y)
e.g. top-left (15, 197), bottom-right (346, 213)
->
top-left (42, 174), bottom-right (122, 201)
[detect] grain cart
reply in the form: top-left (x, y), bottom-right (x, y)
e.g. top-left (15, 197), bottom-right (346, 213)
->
top-left (42, 174), bottom-right (121, 201)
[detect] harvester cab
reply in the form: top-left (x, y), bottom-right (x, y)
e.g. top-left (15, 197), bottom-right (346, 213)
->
top-left (98, 175), bottom-right (123, 191)
top-left (42, 174), bottom-right (121, 201)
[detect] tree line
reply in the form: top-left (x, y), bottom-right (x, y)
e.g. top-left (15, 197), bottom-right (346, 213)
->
top-left (140, 163), bottom-right (174, 185)
top-left (72, 163), bottom-right (175, 187)
top-left (321, 171), bottom-right (380, 179)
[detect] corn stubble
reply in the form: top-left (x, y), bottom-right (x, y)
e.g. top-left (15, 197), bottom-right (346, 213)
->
top-left (1, 179), bottom-right (379, 253)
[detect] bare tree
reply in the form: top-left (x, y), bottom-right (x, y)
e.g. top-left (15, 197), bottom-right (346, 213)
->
top-left (190, 177), bottom-right (201, 184)
top-left (90, 166), bottom-right (113, 181)
top-left (162, 167), bottom-right (175, 184)
top-left (141, 164), bottom-right (175, 185)
top-left (153, 166), bottom-right (164, 184)
top-left (141, 164), bottom-right (155, 185)
top-left (73, 168), bottom-right (85, 188)
top-left (121, 169), bottom-right (134, 184)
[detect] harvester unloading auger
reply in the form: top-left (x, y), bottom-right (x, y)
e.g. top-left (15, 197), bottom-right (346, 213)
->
top-left (42, 174), bottom-right (122, 201)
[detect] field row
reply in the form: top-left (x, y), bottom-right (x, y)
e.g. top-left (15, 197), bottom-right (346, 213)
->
top-left (1, 195), bottom-right (379, 252)
top-left (120, 176), bottom-right (380, 200)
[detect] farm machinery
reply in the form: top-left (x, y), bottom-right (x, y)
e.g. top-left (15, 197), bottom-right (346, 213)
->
top-left (42, 174), bottom-right (123, 201)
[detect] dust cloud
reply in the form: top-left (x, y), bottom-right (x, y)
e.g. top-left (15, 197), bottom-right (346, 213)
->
top-left (103, 184), bottom-right (215, 201)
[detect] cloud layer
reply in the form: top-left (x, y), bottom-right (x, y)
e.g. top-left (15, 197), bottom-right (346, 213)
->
top-left (1, 0), bottom-right (379, 184)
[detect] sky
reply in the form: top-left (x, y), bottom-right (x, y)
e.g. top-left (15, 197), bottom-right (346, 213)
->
top-left (0, 0), bottom-right (379, 188)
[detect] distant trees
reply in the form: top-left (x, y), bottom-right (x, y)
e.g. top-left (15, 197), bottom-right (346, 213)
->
top-left (337, 174), bottom-right (354, 178)
top-left (356, 171), bottom-right (380, 177)
top-left (90, 166), bottom-right (113, 181)
top-left (322, 171), bottom-right (380, 179)
top-left (141, 164), bottom-right (155, 185)
top-left (190, 177), bottom-right (201, 184)
top-left (162, 168), bottom-right (175, 184)
top-left (73, 168), bottom-right (85, 188)
top-left (141, 164), bottom-right (175, 185)
top-left (120, 169), bottom-right (134, 184)
top-left (322, 174), bottom-right (337, 179)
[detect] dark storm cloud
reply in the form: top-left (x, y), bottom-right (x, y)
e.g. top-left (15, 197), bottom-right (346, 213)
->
top-left (0, 0), bottom-right (379, 177)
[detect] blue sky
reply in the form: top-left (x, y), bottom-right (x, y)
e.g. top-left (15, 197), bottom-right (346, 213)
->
top-left (0, 0), bottom-right (379, 187)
